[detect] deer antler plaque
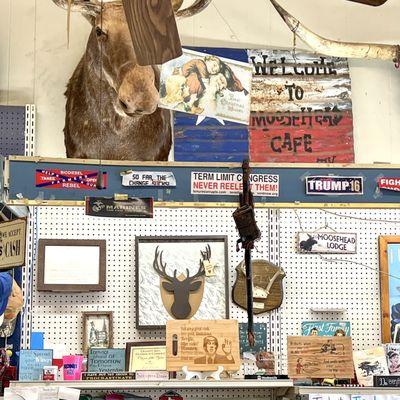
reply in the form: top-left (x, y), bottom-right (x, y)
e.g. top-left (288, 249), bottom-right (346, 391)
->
top-left (136, 236), bottom-right (229, 329)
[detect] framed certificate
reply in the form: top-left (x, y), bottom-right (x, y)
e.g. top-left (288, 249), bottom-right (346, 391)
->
top-left (125, 341), bottom-right (166, 372)
top-left (37, 239), bottom-right (106, 292)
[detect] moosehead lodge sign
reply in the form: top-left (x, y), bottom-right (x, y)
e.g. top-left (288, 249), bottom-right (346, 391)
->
top-left (298, 232), bottom-right (357, 254)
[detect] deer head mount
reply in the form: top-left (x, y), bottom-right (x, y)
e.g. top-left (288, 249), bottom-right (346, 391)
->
top-left (153, 246), bottom-right (207, 319)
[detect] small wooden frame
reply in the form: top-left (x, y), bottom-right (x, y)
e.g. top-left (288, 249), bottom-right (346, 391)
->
top-left (379, 236), bottom-right (400, 343)
top-left (37, 239), bottom-right (106, 292)
top-left (125, 341), bottom-right (167, 372)
top-left (287, 336), bottom-right (354, 379)
top-left (82, 311), bottom-right (113, 355)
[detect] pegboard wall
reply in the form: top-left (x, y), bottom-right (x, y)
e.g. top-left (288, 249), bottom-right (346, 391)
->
top-left (0, 105), bottom-right (34, 157)
top-left (20, 206), bottom-right (400, 394)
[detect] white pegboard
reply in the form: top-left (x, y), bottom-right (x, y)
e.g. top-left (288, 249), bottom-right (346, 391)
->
top-left (25, 206), bottom-right (276, 395)
top-left (23, 205), bottom-right (400, 387)
top-left (278, 208), bottom-right (400, 371)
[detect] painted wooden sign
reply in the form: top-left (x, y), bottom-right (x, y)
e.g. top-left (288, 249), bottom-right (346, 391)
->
top-left (0, 218), bottom-right (26, 270)
top-left (248, 50), bottom-right (354, 163)
top-left (297, 232), bottom-right (357, 254)
top-left (287, 336), bottom-right (354, 379)
top-left (166, 320), bottom-right (240, 372)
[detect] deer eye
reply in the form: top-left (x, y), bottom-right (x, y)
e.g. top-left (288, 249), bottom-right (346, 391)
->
top-left (95, 27), bottom-right (107, 39)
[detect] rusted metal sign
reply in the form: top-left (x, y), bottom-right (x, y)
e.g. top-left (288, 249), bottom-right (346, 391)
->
top-left (248, 50), bottom-right (354, 163)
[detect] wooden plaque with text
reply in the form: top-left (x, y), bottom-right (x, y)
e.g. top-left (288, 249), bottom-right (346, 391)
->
top-left (287, 336), bottom-right (354, 379)
top-left (166, 320), bottom-right (240, 372)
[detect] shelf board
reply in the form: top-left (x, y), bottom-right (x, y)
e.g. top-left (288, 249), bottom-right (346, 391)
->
top-left (297, 386), bottom-right (400, 395)
top-left (9, 379), bottom-right (294, 390)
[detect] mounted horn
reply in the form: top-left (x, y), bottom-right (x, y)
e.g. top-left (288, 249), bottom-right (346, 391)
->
top-left (174, 0), bottom-right (213, 18)
top-left (51, 0), bottom-right (101, 16)
top-left (270, 0), bottom-right (399, 64)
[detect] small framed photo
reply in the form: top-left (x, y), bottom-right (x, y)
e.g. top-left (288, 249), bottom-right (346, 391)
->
top-left (83, 311), bottom-right (113, 354)
top-left (37, 239), bottom-right (106, 292)
top-left (125, 341), bottom-right (166, 372)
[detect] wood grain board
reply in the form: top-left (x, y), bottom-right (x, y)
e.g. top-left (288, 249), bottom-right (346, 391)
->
top-left (287, 336), bottom-right (354, 379)
top-left (166, 320), bottom-right (240, 372)
top-left (122, 0), bottom-right (182, 66)
top-left (232, 259), bottom-right (284, 314)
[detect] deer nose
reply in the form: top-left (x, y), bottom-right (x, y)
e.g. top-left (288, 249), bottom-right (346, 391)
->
top-left (118, 97), bottom-right (156, 116)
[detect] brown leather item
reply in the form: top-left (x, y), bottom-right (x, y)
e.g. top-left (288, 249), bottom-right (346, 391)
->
top-left (232, 259), bottom-right (285, 314)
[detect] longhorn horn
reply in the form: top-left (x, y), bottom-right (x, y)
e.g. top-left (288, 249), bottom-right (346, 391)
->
top-left (270, 0), bottom-right (400, 63)
top-left (175, 0), bottom-right (213, 18)
top-left (51, 0), bottom-right (101, 16)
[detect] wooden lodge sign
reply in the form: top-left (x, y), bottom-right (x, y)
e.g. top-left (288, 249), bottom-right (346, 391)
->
top-left (0, 218), bottom-right (26, 269)
top-left (297, 232), bottom-right (357, 254)
top-left (166, 320), bottom-right (240, 372)
top-left (248, 49), bottom-right (354, 163)
top-left (287, 336), bottom-right (354, 379)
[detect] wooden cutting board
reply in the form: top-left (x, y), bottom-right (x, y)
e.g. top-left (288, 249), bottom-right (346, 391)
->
top-left (166, 320), bottom-right (241, 372)
top-left (287, 336), bottom-right (354, 379)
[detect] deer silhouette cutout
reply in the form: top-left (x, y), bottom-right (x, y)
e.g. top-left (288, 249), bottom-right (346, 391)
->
top-left (153, 246), bottom-right (207, 319)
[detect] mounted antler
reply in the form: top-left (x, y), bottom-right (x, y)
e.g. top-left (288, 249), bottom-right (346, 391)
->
top-left (153, 246), bottom-right (174, 282)
top-left (200, 244), bottom-right (216, 277)
top-left (186, 260), bottom-right (206, 282)
top-left (270, 0), bottom-right (400, 65)
top-left (200, 244), bottom-right (211, 262)
top-left (153, 246), bottom-right (205, 319)
top-left (51, 0), bottom-right (101, 16)
top-left (52, 0), bottom-right (213, 18)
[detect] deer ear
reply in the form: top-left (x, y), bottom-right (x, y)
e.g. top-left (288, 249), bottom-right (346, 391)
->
top-left (190, 280), bottom-right (202, 291)
top-left (162, 282), bottom-right (175, 292)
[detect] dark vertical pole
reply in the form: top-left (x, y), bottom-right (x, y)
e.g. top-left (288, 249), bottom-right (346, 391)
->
top-left (241, 159), bottom-right (255, 347)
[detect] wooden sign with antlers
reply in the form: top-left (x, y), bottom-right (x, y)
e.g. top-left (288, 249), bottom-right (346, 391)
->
top-left (136, 236), bottom-right (229, 329)
top-left (153, 245), bottom-right (206, 320)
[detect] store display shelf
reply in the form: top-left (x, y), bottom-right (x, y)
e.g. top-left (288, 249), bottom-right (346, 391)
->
top-left (296, 386), bottom-right (400, 395)
top-left (9, 379), bottom-right (294, 390)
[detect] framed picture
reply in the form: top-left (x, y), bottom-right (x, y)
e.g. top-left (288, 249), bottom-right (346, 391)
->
top-left (135, 236), bottom-right (229, 329)
top-left (37, 239), bottom-right (106, 292)
top-left (125, 341), bottom-right (166, 372)
top-left (83, 311), bottom-right (113, 354)
top-left (379, 236), bottom-right (400, 343)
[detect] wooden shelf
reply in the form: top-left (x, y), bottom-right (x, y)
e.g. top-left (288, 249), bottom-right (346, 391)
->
top-left (9, 379), bottom-right (294, 390)
top-left (297, 385), bottom-right (400, 395)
